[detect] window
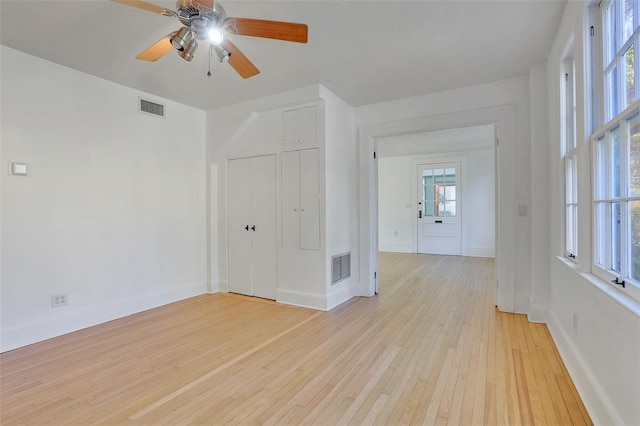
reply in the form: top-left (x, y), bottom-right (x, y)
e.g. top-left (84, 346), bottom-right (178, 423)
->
top-left (594, 0), bottom-right (640, 301)
top-left (564, 55), bottom-right (578, 260)
top-left (602, 0), bottom-right (639, 120)
top-left (422, 168), bottom-right (457, 217)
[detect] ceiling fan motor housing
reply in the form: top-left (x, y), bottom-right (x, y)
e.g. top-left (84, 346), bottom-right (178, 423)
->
top-left (176, 0), bottom-right (226, 40)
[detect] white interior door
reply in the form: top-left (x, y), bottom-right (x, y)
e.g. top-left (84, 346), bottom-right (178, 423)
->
top-left (417, 163), bottom-right (461, 255)
top-left (227, 158), bottom-right (253, 295)
top-left (227, 155), bottom-right (277, 299)
top-left (250, 155), bottom-right (277, 299)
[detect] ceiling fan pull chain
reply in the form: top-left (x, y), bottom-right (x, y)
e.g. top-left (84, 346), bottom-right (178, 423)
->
top-left (207, 44), bottom-right (212, 77)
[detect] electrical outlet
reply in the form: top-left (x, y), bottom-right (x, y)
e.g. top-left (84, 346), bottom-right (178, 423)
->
top-left (518, 204), bottom-right (528, 217)
top-left (51, 293), bottom-right (68, 308)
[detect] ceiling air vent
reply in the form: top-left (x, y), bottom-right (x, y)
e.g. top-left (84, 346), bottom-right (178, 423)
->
top-left (139, 98), bottom-right (165, 118)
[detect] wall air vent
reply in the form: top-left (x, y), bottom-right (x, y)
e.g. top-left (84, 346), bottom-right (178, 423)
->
top-left (331, 252), bottom-right (351, 285)
top-left (139, 98), bottom-right (165, 118)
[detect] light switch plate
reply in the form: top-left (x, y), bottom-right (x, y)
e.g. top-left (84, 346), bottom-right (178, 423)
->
top-left (9, 162), bottom-right (29, 176)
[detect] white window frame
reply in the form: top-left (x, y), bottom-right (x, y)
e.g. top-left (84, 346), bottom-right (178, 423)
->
top-left (592, 103), bottom-right (640, 302)
top-left (563, 55), bottom-right (579, 261)
top-left (594, 0), bottom-right (640, 302)
top-left (601, 0), bottom-right (640, 121)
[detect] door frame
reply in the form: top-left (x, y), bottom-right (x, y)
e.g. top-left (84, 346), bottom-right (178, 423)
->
top-left (358, 105), bottom-right (517, 313)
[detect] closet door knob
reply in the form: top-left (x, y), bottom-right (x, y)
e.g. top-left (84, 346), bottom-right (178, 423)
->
top-left (245, 225), bottom-right (249, 231)
top-left (251, 225), bottom-right (256, 231)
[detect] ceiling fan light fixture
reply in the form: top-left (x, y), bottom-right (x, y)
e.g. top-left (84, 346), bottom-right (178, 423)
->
top-left (179, 39), bottom-right (198, 61)
top-left (208, 27), bottom-right (224, 44)
top-left (171, 27), bottom-right (192, 51)
top-left (213, 44), bottom-right (230, 62)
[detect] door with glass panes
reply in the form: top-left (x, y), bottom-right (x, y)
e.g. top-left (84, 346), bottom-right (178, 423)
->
top-left (417, 163), bottom-right (461, 255)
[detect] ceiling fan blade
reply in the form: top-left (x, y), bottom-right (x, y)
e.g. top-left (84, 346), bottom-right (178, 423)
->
top-left (112, 0), bottom-right (171, 15)
top-left (225, 18), bottom-right (308, 43)
top-left (193, 0), bottom-right (214, 11)
top-left (222, 40), bottom-right (260, 79)
top-left (136, 35), bottom-right (174, 61)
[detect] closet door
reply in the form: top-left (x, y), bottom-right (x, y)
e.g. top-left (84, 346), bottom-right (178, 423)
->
top-left (227, 158), bottom-right (253, 296)
top-left (283, 106), bottom-right (317, 147)
top-left (281, 151), bottom-right (300, 249)
top-left (250, 155), bottom-right (277, 300)
top-left (299, 149), bottom-right (320, 250)
top-left (281, 149), bottom-right (320, 250)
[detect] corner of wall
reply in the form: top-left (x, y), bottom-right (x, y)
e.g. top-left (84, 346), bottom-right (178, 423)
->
top-left (327, 280), bottom-right (357, 310)
top-left (527, 302), bottom-right (548, 323)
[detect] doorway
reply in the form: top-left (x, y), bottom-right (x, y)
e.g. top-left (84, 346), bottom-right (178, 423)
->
top-left (359, 105), bottom-right (517, 312)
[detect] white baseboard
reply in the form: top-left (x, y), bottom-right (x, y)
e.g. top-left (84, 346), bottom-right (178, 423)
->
top-left (209, 280), bottom-right (228, 294)
top-left (379, 243), bottom-right (413, 253)
top-left (0, 284), bottom-right (205, 352)
top-left (547, 311), bottom-right (622, 426)
top-left (465, 246), bottom-right (495, 258)
top-left (276, 288), bottom-right (327, 311)
top-left (327, 281), bottom-right (356, 310)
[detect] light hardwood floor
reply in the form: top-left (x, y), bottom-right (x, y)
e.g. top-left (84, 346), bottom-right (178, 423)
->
top-left (0, 253), bottom-right (591, 425)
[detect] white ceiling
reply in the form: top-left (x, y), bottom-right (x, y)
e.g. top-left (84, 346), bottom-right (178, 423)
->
top-left (0, 0), bottom-right (567, 111)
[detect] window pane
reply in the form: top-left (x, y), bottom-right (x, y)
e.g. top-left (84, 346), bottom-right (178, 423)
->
top-left (444, 168), bottom-right (456, 183)
top-left (595, 136), bottom-right (607, 200)
top-left (566, 205), bottom-right (575, 254)
top-left (612, 202), bottom-right (622, 273)
top-left (606, 2), bottom-right (618, 64)
top-left (434, 169), bottom-right (444, 184)
top-left (624, 0), bottom-right (634, 41)
top-left (423, 170), bottom-right (433, 201)
top-left (444, 201), bottom-right (456, 217)
top-left (631, 200), bottom-right (640, 281)
top-left (595, 202), bottom-right (607, 267)
top-left (566, 156), bottom-right (575, 203)
top-left (425, 201), bottom-right (435, 217)
top-left (438, 185), bottom-right (445, 200)
top-left (608, 65), bottom-right (619, 119)
top-left (631, 115), bottom-right (640, 196)
top-left (444, 185), bottom-right (455, 201)
top-left (438, 201), bottom-right (445, 216)
top-left (423, 184), bottom-right (434, 202)
top-left (612, 127), bottom-right (621, 198)
top-left (625, 45), bottom-right (635, 107)
top-left (573, 205), bottom-right (578, 256)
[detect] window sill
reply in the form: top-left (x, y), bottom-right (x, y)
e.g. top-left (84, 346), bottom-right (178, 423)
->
top-left (556, 256), bottom-right (640, 319)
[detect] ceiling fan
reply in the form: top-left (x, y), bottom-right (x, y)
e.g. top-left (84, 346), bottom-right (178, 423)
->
top-left (113, 0), bottom-right (308, 78)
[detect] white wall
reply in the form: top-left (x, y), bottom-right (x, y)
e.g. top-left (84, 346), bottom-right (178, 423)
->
top-left (0, 46), bottom-right (207, 352)
top-left (378, 156), bottom-right (414, 253)
top-left (529, 62), bottom-right (551, 322)
top-left (545, 2), bottom-right (640, 425)
top-left (321, 87), bottom-right (358, 308)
